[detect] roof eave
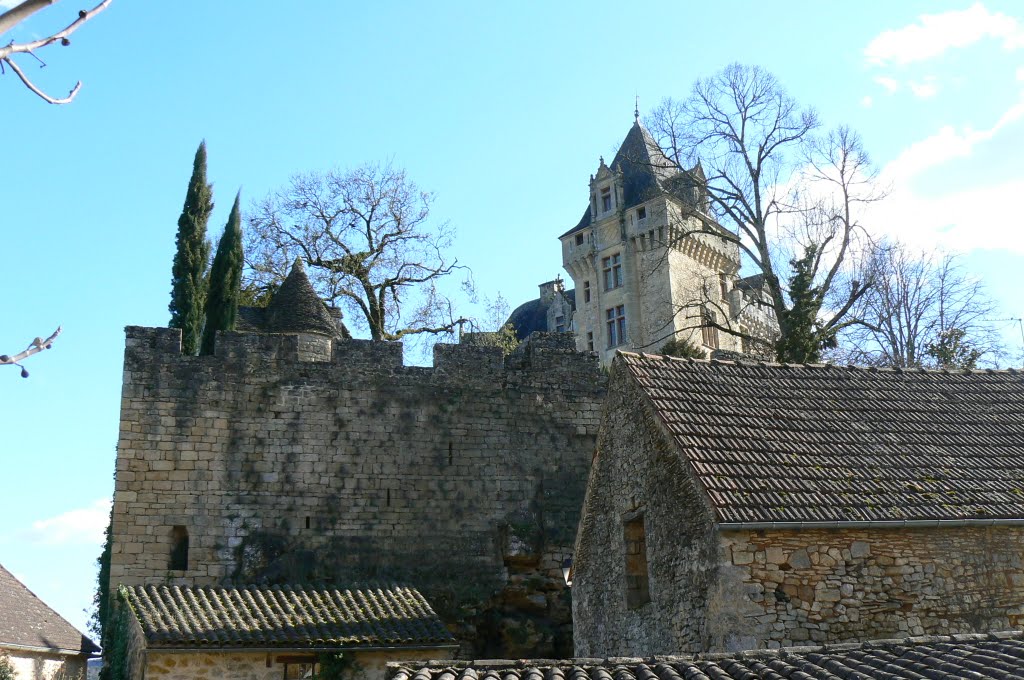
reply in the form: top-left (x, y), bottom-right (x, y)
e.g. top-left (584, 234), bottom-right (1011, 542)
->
top-left (145, 643), bottom-right (460, 654)
top-left (0, 642), bottom-right (99, 657)
top-left (718, 517), bottom-right (1024, 531)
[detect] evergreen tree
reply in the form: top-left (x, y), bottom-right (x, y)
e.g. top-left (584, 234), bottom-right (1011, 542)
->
top-left (201, 192), bottom-right (244, 356)
top-left (775, 244), bottom-right (837, 364)
top-left (169, 141), bottom-right (214, 355)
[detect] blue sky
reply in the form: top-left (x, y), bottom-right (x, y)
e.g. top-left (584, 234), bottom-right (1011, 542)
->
top-left (2, 1), bottom-right (1023, 635)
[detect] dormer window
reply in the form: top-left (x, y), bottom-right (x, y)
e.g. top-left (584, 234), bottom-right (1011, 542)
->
top-left (601, 187), bottom-right (612, 212)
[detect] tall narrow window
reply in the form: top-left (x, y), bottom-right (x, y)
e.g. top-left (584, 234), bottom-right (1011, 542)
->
top-left (719, 273), bottom-right (729, 299)
top-left (624, 514), bottom-right (650, 608)
top-left (606, 305), bottom-right (626, 348)
top-left (636, 206), bottom-right (646, 221)
top-left (602, 254), bottom-right (622, 290)
top-left (170, 525), bottom-right (189, 571)
top-left (555, 315), bottom-right (565, 332)
top-left (583, 280), bottom-right (591, 303)
top-left (587, 332), bottom-right (594, 352)
top-left (601, 187), bottom-right (612, 212)
top-left (575, 232), bottom-right (584, 246)
top-left (701, 309), bottom-right (719, 349)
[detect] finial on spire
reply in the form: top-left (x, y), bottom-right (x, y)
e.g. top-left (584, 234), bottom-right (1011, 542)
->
top-left (634, 95), bottom-right (640, 124)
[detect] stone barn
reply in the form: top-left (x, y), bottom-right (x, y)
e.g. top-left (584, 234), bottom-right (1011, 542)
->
top-left (572, 352), bottom-right (1024, 656)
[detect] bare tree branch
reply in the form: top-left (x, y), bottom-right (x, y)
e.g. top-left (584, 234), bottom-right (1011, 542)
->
top-left (1, 0), bottom-right (110, 104)
top-left (1, 326), bottom-right (62, 377)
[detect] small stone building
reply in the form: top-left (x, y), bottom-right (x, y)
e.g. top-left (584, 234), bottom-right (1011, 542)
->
top-left (113, 584), bottom-right (455, 680)
top-left (572, 352), bottom-right (1024, 656)
top-left (0, 564), bottom-right (98, 679)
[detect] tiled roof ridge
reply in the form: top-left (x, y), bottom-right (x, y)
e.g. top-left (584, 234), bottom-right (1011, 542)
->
top-left (387, 629), bottom-right (1024, 670)
top-left (120, 582), bottom-right (455, 649)
top-left (0, 563), bottom-right (99, 654)
top-left (617, 350), bottom-right (1019, 375)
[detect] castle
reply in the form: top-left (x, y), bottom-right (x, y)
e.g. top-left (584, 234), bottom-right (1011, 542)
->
top-left (509, 117), bottom-right (776, 364)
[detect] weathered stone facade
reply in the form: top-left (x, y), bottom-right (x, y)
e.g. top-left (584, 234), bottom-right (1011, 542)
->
top-left (5, 652), bottom-right (87, 680)
top-left (572, 354), bottom-right (1024, 657)
top-left (111, 327), bottom-right (605, 657)
top-left (715, 526), bottom-right (1024, 649)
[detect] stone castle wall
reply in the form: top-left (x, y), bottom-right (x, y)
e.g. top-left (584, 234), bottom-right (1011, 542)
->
top-left (111, 327), bottom-right (606, 657)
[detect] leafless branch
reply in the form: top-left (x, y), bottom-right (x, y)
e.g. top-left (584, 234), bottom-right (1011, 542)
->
top-left (1, 326), bottom-right (62, 377)
top-left (1, 0), bottom-right (110, 104)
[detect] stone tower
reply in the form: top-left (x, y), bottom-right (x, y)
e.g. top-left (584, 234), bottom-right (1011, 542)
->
top-left (558, 118), bottom-right (778, 365)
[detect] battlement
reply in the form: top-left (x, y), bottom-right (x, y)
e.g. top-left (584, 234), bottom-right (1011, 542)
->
top-left (123, 326), bottom-right (598, 382)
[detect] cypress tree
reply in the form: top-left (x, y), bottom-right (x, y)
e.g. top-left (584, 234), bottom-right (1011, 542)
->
top-left (169, 141), bottom-right (214, 355)
top-left (201, 192), bottom-right (244, 356)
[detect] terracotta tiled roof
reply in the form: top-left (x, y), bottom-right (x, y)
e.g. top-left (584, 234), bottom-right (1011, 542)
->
top-left (120, 584), bottom-right (455, 649)
top-left (617, 352), bottom-right (1024, 524)
top-left (389, 631), bottom-right (1024, 680)
top-left (0, 564), bottom-right (99, 655)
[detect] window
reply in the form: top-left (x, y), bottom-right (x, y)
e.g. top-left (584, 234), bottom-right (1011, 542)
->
top-left (602, 253), bottom-right (622, 290)
top-left (624, 514), bottom-right (650, 608)
top-left (606, 305), bottom-right (626, 348)
top-left (575, 232), bottom-right (584, 246)
top-left (601, 187), bottom-right (612, 212)
top-left (701, 309), bottom-right (719, 349)
top-left (637, 206), bottom-right (646, 220)
top-left (719, 273), bottom-right (729, 299)
top-left (587, 332), bottom-right (594, 351)
top-left (555, 315), bottom-right (565, 333)
top-left (583, 280), bottom-right (591, 303)
top-left (169, 525), bottom-right (189, 571)
top-left (278, 656), bottom-right (319, 679)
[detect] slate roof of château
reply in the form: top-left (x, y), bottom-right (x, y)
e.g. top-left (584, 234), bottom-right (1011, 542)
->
top-left (563, 121), bottom-right (703, 237)
top-left (0, 564), bottom-right (99, 655)
top-left (616, 352), bottom-right (1024, 524)
top-left (508, 289), bottom-right (576, 341)
top-left (388, 630), bottom-right (1024, 680)
top-left (120, 584), bottom-right (456, 650)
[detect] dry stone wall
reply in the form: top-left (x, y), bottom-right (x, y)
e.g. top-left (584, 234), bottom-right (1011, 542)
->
top-left (111, 328), bottom-right (605, 657)
top-left (713, 526), bottom-right (1024, 649)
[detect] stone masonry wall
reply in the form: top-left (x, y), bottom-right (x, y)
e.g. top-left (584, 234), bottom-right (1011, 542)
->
top-left (712, 526), bottom-right (1024, 649)
top-left (571, 365), bottom-right (720, 657)
top-left (6, 651), bottom-right (86, 680)
top-left (111, 328), bottom-right (605, 658)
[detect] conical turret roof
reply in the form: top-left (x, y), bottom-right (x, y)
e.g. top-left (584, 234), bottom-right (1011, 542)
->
top-left (264, 258), bottom-right (344, 337)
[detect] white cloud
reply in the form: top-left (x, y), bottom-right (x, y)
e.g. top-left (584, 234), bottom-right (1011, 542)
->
top-left (869, 92), bottom-right (1024, 255)
top-left (874, 76), bottom-right (900, 93)
top-left (865, 2), bottom-right (1024, 66)
top-left (1017, 66), bottom-right (1024, 81)
top-left (860, 95), bottom-right (873, 108)
top-left (22, 499), bottom-right (110, 546)
top-left (909, 77), bottom-right (940, 98)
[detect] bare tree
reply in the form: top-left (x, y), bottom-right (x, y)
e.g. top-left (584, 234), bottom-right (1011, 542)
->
top-left (1, 326), bottom-right (61, 377)
top-left (648, 64), bottom-right (880, 362)
top-left (835, 243), bottom-right (1002, 368)
top-left (1, 0), bottom-right (110, 104)
top-left (245, 162), bottom-right (469, 343)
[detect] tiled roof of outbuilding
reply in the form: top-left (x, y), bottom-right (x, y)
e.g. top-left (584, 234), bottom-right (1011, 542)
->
top-left (617, 352), bottom-right (1024, 524)
top-left (0, 564), bottom-right (99, 655)
top-left (388, 630), bottom-right (1024, 680)
top-left (120, 584), bottom-right (456, 650)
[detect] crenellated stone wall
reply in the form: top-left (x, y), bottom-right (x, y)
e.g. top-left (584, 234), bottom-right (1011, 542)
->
top-left (111, 328), bottom-right (606, 658)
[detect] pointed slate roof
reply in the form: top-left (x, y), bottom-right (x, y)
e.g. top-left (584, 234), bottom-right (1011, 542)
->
top-left (615, 352), bottom-right (1024, 525)
top-left (236, 259), bottom-right (351, 339)
top-left (563, 121), bottom-right (704, 237)
top-left (0, 564), bottom-right (99, 655)
top-left (120, 584), bottom-right (456, 650)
